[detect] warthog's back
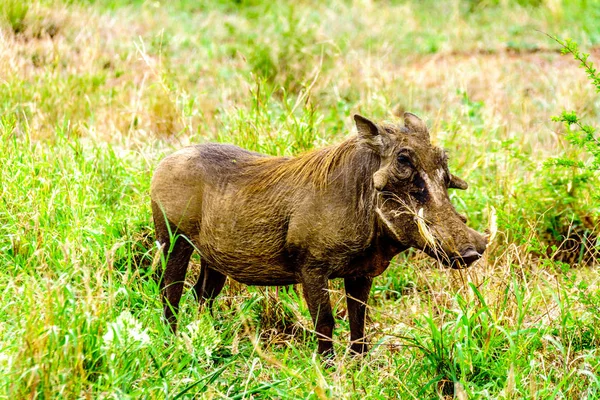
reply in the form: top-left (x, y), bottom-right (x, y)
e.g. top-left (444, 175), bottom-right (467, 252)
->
top-left (151, 143), bottom-right (300, 285)
top-left (151, 144), bottom-right (260, 233)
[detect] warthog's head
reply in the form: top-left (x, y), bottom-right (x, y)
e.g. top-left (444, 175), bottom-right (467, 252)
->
top-left (355, 112), bottom-right (487, 268)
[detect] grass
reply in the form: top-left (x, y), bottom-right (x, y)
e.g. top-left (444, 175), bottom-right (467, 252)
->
top-left (1, 0), bottom-right (600, 398)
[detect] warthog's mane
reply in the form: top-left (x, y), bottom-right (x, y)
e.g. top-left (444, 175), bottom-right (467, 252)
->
top-left (240, 136), bottom-right (381, 194)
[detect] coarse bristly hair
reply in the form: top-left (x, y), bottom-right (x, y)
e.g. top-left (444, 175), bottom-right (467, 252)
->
top-left (239, 135), bottom-right (382, 193)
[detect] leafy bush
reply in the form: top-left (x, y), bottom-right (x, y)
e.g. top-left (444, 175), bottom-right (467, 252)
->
top-left (541, 37), bottom-right (600, 265)
top-left (548, 38), bottom-right (600, 172)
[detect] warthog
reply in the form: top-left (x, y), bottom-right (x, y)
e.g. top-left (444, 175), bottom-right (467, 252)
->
top-left (151, 112), bottom-right (487, 357)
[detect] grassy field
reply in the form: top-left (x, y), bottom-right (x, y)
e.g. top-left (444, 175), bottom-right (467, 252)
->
top-left (1, 0), bottom-right (600, 398)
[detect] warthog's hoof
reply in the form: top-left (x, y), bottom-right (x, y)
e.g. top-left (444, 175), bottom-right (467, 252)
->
top-left (319, 348), bottom-right (336, 369)
top-left (349, 342), bottom-right (369, 355)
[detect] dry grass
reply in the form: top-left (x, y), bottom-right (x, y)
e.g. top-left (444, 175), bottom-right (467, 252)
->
top-left (2, 1), bottom-right (597, 145)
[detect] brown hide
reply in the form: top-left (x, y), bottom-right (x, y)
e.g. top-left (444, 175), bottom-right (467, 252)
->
top-left (151, 113), bottom-right (487, 357)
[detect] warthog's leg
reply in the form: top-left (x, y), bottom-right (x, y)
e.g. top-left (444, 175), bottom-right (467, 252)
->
top-left (153, 201), bottom-right (194, 333)
top-left (152, 201), bottom-right (194, 333)
top-left (193, 264), bottom-right (227, 312)
top-left (344, 276), bottom-right (373, 354)
top-left (300, 268), bottom-right (335, 358)
top-left (159, 235), bottom-right (194, 333)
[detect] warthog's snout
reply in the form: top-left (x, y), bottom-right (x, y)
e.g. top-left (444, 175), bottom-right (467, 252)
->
top-left (450, 247), bottom-right (483, 269)
top-left (448, 230), bottom-right (488, 268)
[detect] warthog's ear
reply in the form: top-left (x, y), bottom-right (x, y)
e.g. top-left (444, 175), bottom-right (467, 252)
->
top-left (354, 114), bottom-right (383, 154)
top-left (404, 112), bottom-right (429, 139)
top-left (449, 174), bottom-right (468, 190)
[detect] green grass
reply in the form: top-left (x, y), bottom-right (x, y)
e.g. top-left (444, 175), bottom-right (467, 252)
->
top-left (1, 0), bottom-right (600, 398)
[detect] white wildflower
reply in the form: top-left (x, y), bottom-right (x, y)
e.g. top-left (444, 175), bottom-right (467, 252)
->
top-left (178, 315), bottom-right (220, 360)
top-left (103, 311), bottom-right (150, 348)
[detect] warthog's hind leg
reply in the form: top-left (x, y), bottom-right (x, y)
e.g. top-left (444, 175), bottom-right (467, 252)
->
top-left (159, 236), bottom-right (194, 333)
top-left (193, 264), bottom-right (227, 313)
top-left (344, 276), bottom-right (373, 355)
top-left (152, 201), bottom-right (194, 334)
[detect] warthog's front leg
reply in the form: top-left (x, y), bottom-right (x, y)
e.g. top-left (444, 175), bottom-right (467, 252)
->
top-left (344, 276), bottom-right (373, 354)
top-left (300, 268), bottom-right (335, 358)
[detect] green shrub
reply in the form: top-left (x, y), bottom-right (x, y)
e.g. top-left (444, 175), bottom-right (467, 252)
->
top-left (0, 0), bottom-right (29, 34)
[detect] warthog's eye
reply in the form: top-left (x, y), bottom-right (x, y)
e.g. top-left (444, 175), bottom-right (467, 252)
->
top-left (397, 154), bottom-right (411, 165)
